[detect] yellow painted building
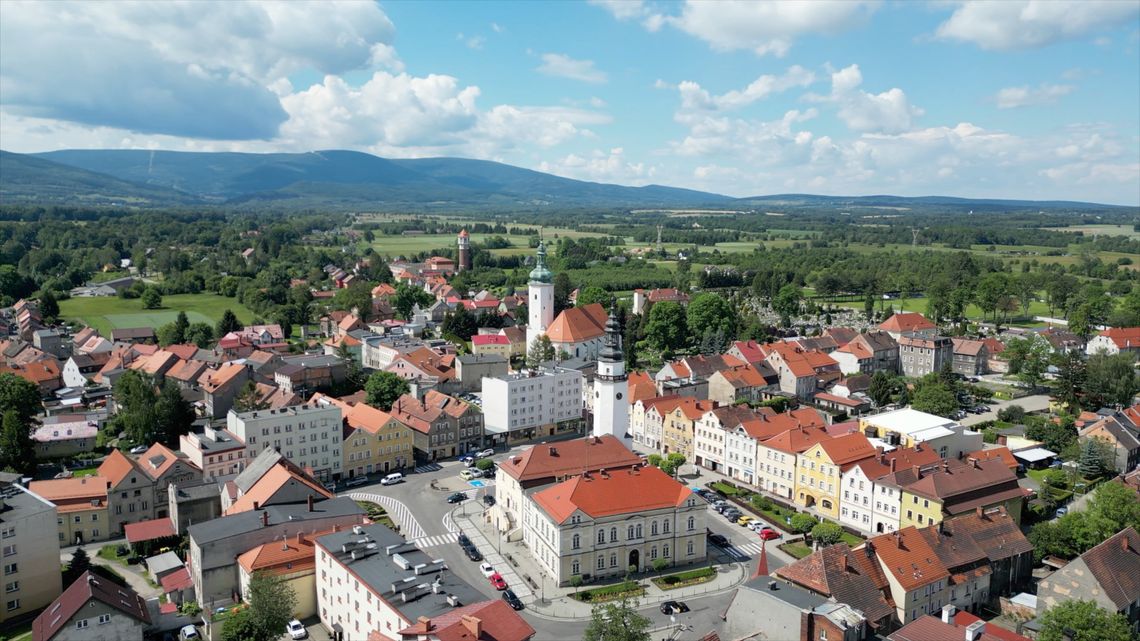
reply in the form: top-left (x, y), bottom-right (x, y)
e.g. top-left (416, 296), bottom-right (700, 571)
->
top-left (341, 403), bottom-right (414, 478)
top-left (899, 491), bottom-right (944, 528)
top-left (29, 476), bottom-right (112, 545)
top-left (897, 458), bottom-right (1027, 528)
top-left (794, 433), bottom-right (876, 520)
top-left (661, 398), bottom-right (716, 460)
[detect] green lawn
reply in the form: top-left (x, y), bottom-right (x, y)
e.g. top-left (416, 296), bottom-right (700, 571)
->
top-left (59, 294), bottom-right (255, 336)
top-left (1, 619), bottom-right (33, 641)
top-left (779, 542), bottom-right (813, 559)
top-left (1057, 224), bottom-right (1140, 239)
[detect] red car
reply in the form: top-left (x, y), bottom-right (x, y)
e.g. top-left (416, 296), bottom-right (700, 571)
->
top-left (489, 572), bottom-right (508, 591)
top-left (758, 527), bottom-right (781, 541)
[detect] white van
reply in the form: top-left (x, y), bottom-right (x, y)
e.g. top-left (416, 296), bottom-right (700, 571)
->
top-left (380, 472), bottom-right (404, 486)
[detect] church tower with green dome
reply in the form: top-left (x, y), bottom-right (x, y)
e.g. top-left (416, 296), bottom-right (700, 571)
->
top-left (526, 241), bottom-right (555, 351)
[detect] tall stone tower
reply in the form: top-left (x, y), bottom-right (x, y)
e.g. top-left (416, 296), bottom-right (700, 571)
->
top-left (526, 241), bottom-right (554, 351)
top-left (457, 229), bottom-right (471, 272)
top-left (592, 303), bottom-right (628, 440)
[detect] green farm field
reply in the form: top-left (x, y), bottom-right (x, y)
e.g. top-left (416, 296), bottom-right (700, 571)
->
top-left (59, 294), bottom-right (255, 336)
top-left (1057, 224), bottom-right (1140, 239)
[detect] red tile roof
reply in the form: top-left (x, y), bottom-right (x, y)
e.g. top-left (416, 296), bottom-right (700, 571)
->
top-left (545, 303), bottom-right (607, 343)
top-left (890, 615), bottom-right (1027, 641)
top-left (390, 390), bottom-right (474, 434)
top-left (765, 342), bottom-right (838, 378)
top-left (138, 442), bottom-right (191, 480)
top-left (762, 425), bottom-right (831, 455)
top-left (225, 463), bottom-right (334, 515)
top-left (967, 446), bottom-right (1019, 471)
top-left (201, 362), bottom-right (247, 393)
top-left (500, 435), bottom-right (642, 482)
top-left (1097, 326), bottom-right (1140, 349)
top-left (817, 432), bottom-right (877, 466)
top-left (472, 335), bottom-right (510, 346)
top-left (237, 529), bottom-right (334, 575)
top-left (98, 449), bottom-right (142, 488)
top-left (879, 312), bottom-right (936, 333)
top-left (0, 359), bottom-right (61, 385)
top-left (1075, 526), bottom-right (1140, 611)
top-left (397, 600), bottom-right (535, 641)
top-left (775, 543), bottom-right (896, 626)
top-left (532, 466), bottom-right (691, 524)
top-left (124, 518), bottom-right (176, 544)
top-left (160, 567), bottom-right (193, 593)
top-left (33, 571), bottom-right (150, 641)
top-left (626, 371), bottom-right (657, 405)
top-left (866, 526), bottom-right (950, 591)
top-left (730, 340), bottom-right (769, 364)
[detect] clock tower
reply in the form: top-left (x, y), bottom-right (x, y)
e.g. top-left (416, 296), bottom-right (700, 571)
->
top-left (592, 303), bottom-right (628, 440)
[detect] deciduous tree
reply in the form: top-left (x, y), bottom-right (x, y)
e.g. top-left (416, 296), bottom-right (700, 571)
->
top-left (643, 301), bottom-right (686, 356)
top-left (1037, 600), bottom-right (1133, 641)
top-left (0, 372), bottom-right (42, 423)
top-left (1084, 352), bottom-right (1138, 409)
top-left (364, 371), bottom-right (410, 411)
top-left (526, 335), bottom-right (556, 369)
top-left (583, 597), bottom-right (651, 641)
top-left (0, 410), bottom-right (34, 475)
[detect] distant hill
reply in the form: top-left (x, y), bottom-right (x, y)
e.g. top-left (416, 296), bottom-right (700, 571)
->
top-left (0, 150), bottom-right (198, 206)
top-left (0, 148), bottom-right (1128, 211)
top-left (25, 149), bottom-right (730, 209)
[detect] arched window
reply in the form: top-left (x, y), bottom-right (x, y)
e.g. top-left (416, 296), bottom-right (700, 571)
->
top-left (636, 524), bottom-right (643, 538)
top-left (597, 530), bottom-right (605, 544)
top-left (663, 520), bottom-right (670, 534)
top-left (627, 526), bottom-right (635, 539)
top-left (610, 527), bottom-right (617, 542)
top-left (572, 534), bottom-right (580, 549)
top-left (687, 516), bottom-right (695, 531)
top-left (651, 522), bottom-right (658, 536)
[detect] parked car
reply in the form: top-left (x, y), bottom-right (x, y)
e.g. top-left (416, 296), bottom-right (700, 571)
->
top-left (1055, 507), bottom-right (1068, 518)
top-left (459, 470), bottom-right (476, 481)
top-left (381, 472), bottom-right (404, 486)
top-left (129, 445), bottom-right (148, 455)
top-left (482, 495), bottom-right (496, 507)
top-left (757, 527), bottom-right (781, 541)
top-left (447, 492), bottom-right (467, 504)
top-left (322, 481), bottom-right (337, 492)
top-left (458, 534), bottom-right (472, 548)
top-left (502, 589), bottom-right (524, 610)
top-left (707, 533), bottom-right (728, 547)
top-left (736, 515), bottom-right (755, 526)
top-left (479, 562), bottom-right (496, 578)
top-left (179, 625), bottom-right (200, 640)
top-left (660, 600), bottom-right (689, 615)
top-left (489, 572), bottom-right (508, 590)
top-left (477, 448), bottom-right (495, 459)
top-left (345, 476), bottom-right (369, 488)
top-left (458, 454), bottom-right (475, 464)
top-left (287, 619), bottom-right (308, 640)
top-left (465, 546), bottom-right (483, 562)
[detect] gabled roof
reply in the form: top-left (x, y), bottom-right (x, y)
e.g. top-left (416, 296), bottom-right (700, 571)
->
top-left (902, 458), bottom-right (1022, 505)
top-left (1081, 416), bottom-right (1140, 451)
top-left (545, 303), bottom-right (607, 343)
top-left (1096, 326), bottom-right (1140, 349)
top-left (1075, 526), bottom-right (1140, 610)
top-left (774, 543), bottom-right (895, 625)
top-left (951, 338), bottom-right (987, 357)
top-left (472, 335), bottom-right (510, 346)
top-left (345, 403), bottom-right (402, 435)
top-left (966, 446), bottom-right (1019, 471)
top-left (765, 342), bottom-right (838, 378)
top-left (729, 340), bottom-right (769, 364)
top-left (532, 466), bottom-right (691, 524)
top-left (824, 327), bottom-right (859, 347)
top-left (28, 476), bottom-right (109, 507)
top-left (890, 615), bottom-right (1027, 641)
top-left (237, 529), bottom-right (332, 575)
top-left (139, 442), bottom-right (194, 480)
top-left (626, 371), bottom-right (657, 405)
top-left (225, 462), bottom-right (334, 515)
top-left (200, 362), bottom-right (247, 393)
top-left (33, 571), bottom-right (150, 641)
top-left (879, 312), bottom-right (935, 333)
top-left (866, 526), bottom-right (950, 591)
top-left (390, 390), bottom-right (473, 433)
top-left (816, 432), bottom-right (877, 466)
top-left (761, 425), bottom-right (831, 455)
top-left (715, 364), bottom-right (768, 388)
top-left (0, 359), bottom-right (61, 384)
top-left (499, 435), bottom-right (642, 482)
top-left (98, 449), bottom-right (143, 488)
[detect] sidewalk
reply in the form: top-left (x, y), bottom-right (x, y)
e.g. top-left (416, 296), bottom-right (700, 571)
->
top-left (453, 506), bottom-right (749, 621)
top-left (59, 543), bottom-right (162, 599)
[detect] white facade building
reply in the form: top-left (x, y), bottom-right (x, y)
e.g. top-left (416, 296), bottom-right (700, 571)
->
top-left (526, 242), bottom-right (555, 351)
top-left (482, 367), bottom-right (584, 443)
top-left (226, 404), bottom-right (342, 481)
top-left (592, 307), bottom-right (628, 441)
top-left (523, 466), bottom-right (707, 585)
top-left (839, 461), bottom-right (879, 533)
top-left (858, 409), bottom-right (982, 461)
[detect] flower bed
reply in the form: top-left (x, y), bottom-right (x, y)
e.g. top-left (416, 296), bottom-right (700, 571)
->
top-left (651, 566), bottom-right (716, 590)
top-left (570, 581), bottom-right (645, 603)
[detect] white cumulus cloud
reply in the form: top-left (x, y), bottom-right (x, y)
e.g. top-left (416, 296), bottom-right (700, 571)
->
top-left (821, 64), bottom-right (923, 134)
top-left (936, 1), bottom-right (1140, 51)
top-left (993, 83), bottom-right (1075, 109)
top-left (672, 66), bottom-right (816, 113)
top-left (669, 1), bottom-right (878, 56)
top-left (537, 53), bottom-right (608, 84)
top-left (538, 147), bottom-right (656, 184)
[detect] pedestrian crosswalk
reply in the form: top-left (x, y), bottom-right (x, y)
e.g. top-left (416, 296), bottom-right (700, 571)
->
top-left (414, 532), bottom-right (459, 549)
top-left (414, 462), bottom-right (442, 473)
top-left (345, 492), bottom-right (426, 540)
top-left (716, 541), bottom-right (763, 561)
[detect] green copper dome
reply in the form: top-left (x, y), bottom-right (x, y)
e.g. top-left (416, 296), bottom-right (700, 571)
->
top-left (529, 241), bottom-right (553, 283)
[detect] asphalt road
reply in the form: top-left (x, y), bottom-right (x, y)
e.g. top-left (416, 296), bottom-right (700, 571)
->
top-left (336, 442), bottom-right (767, 641)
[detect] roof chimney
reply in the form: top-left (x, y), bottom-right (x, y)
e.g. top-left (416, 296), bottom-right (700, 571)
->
top-left (261, 511), bottom-right (269, 527)
top-left (460, 616), bottom-right (482, 638)
top-left (548, 446), bottom-right (558, 456)
top-left (253, 501), bottom-right (260, 511)
top-left (864, 541), bottom-right (874, 558)
top-left (417, 616), bottom-right (432, 631)
top-left (890, 459), bottom-right (897, 473)
top-left (941, 604), bottom-right (957, 624)
top-left (965, 620), bottom-right (986, 641)
top-left (307, 494), bottom-right (315, 512)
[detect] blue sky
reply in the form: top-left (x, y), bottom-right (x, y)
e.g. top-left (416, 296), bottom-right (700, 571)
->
top-left (1, 1), bottom-right (1138, 204)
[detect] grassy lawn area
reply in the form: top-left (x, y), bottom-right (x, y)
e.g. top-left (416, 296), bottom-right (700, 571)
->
top-left (570, 580), bottom-right (645, 603)
top-left (59, 293), bottom-right (255, 337)
top-left (71, 466), bottom-right (100, 478)
top-left (779, 542), bottom-right (813, 559)
top-left (355, 500), bottom-right (396, 530)
top-left (97, 544), bottom-right (129, 566)
top-left (839, 531), bottom-right (865, 547)
top-left (651, 566), bottom-right (716, 590)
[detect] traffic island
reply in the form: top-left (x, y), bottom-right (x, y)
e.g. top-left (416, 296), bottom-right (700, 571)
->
top-left (568, 580), bottom-right (646, 603)
top-left (650, 566), bottom-right (717, 590)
